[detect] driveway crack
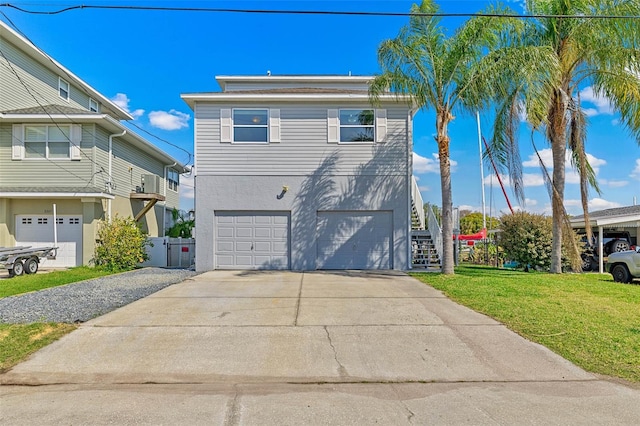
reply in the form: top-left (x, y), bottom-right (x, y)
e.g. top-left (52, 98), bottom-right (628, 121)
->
top-left (294, 273), bottom-right (303, 326)
top-left (324, 326), bottom-right (348, 377)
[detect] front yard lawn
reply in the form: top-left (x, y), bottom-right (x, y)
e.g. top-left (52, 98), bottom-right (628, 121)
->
top-left (1, 266), bottom-right (120, 371)
top-left (412, 265), bottom-right (640, 383)
top-left (0, 266), bottom-right (115, 298)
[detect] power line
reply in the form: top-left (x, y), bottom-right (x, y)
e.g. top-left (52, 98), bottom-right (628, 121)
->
top-left (1, 3), bottom-right (639, 19)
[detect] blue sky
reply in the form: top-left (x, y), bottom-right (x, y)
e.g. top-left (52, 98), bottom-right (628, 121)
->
top-left (3, 0), bottom-right (638, 215)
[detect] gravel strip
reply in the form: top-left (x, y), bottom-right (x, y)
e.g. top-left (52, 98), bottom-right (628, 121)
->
top-left (0, 268), bottom-right (197, 324)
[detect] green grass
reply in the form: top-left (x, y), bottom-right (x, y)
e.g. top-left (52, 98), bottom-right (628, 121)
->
top-left (0, 323), bottom-right (78, 372)
top-left (0, 266), bottom-right (116, 298)
top-left (411, 265), bottom-right (640, 382)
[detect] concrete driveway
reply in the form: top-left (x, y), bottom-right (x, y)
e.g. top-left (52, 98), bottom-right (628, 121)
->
top-left (2, 271), bottom-right (639, 425)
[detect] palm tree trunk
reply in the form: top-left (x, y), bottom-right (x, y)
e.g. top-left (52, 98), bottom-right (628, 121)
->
top-left (549, 92), bottom-right (568, 273)
top-left (437, 110), bottom-right (454, 274)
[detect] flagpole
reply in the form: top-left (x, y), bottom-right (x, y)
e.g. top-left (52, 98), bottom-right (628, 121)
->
top-left (477, 111), bottom-right (487, 230)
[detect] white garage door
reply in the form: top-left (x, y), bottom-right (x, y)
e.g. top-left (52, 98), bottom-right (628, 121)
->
top-left (15, 215), bottom-right (83, 267)
top-left (215, 212), bottom-right (290, 270)
top-left (317, 211), bottom-right (392, 270)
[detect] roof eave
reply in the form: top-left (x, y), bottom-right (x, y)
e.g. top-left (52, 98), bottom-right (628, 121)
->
top-left (180, 93), bottom-right (413, 110)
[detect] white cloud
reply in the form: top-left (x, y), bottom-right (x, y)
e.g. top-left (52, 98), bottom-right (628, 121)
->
top-left (418, 185), bottom-right (430, 192)
top-left (483, 173), bottom-right (545, 187)
top-left (111, 93), bottom-right (145, 119)
top-left (522, 148), bottom-right (606, 184)
top-left (149, 109), bottom-right (190, 131)
top-left (606, 180), bottom-right (629, 188)
top-left (631, 159), bottom-right (640, 180)
top-left (413, 152), bottom-right (457, 174)
top-left (580, 86), bottom-right (614, 116)
top-left (524, 198), bottom-right (538, 206)
top-left (589, 198), bottom-right (622, 210)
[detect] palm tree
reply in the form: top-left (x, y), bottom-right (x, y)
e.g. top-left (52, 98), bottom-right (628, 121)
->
top-left (491, 0), bottom-right (640, 273)
top-left (370, 0), bottom-right (548, 274)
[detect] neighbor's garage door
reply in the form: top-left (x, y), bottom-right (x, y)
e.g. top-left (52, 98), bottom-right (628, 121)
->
top-left (15, 215), bottom-right (83, 267)
top-left (316, 211), bottom-right (392, 270)
top-left (215, 212), bottom-right (290, 270)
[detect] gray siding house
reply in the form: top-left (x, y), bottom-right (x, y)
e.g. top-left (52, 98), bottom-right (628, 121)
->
top-left (182, 75), bottom-right (419, 271)
top-left (0, 20), bottom-right (186, 266)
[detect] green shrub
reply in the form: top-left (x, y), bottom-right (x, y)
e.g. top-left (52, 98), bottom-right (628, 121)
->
top-left (499, 212), bottom-right (553, 271)
top-left (92, 215), bottom-right (149, 271)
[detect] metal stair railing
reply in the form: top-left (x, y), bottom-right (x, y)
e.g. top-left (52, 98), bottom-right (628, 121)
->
top-left (411, 176), bottom-right (425, 230)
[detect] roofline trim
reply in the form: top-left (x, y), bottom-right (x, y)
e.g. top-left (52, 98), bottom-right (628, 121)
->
top-left (0, 192), bottom-right (115, 199)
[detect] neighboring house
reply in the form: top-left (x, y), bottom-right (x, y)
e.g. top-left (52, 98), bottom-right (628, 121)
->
top-left (570, 205), bottom-right (640, 272)
top-left (182, 75), bottom-right (422, 271)
top-left (0, 20), bottom-right (187, 267)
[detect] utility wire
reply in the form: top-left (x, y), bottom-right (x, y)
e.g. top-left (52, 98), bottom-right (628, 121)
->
top-left (1, 3), bottom-right (639, 19)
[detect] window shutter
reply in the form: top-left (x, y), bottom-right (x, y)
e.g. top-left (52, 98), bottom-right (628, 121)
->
top-left (220, 108), bottom-right (232, 143)
top-left (269, 108), bottom-right (281, 143)
top-left (70, 124), bottom-right (82, 160)
top-left (327, 109), bottom-right (339, 143)
top-left (11, 124), bottom-right (24, 160)
top-left (375, 109), bottom-right (387, 143)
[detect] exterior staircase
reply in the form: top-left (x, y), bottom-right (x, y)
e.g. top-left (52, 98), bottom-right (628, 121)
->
top-left (410, 177), bottom-right (441, 269)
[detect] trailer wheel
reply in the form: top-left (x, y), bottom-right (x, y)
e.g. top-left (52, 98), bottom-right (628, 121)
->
top-left (25, 257), bottom-right (39, 274)
top-left (11, 260), bottom-right (24, 277)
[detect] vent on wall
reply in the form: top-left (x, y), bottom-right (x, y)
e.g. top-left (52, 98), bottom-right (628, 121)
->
top-left (141, 174), bottom-right (160, 194)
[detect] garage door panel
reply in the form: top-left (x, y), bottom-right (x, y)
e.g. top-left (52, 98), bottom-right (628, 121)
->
top-left (215, 212), bottom-right (290, 270)
top-left (236, 227), bottom-right (253, 238)
top-left (16, 215), bottom-right (82, 267)
top-left (316, 211), bottom-right (392, 270)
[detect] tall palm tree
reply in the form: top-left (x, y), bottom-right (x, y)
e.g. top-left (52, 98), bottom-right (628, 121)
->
top-left (370, 0), bottom-right (550, 274)
top-left (492, 0), bottom-right (640, 273)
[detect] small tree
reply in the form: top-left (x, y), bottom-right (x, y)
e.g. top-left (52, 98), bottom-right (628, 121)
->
top-left (460, 212), bottom-right (500, 235)
top-left (93, 215), bottom-right (149, 271)
top-left (499, 212), bottom-right (552, 271)
top-left (499, 212), bottom-right (580, 272)
top-left (165, 208), bottom-right (195, 238)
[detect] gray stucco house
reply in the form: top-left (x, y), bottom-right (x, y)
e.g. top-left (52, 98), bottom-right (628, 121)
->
top-left (0, 20), bottom-right (186, 266)
top-left (183, 75), bottom-right (422, 271)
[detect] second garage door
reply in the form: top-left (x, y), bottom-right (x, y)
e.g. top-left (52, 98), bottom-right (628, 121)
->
top-left (316, 211), bottom-right (392, 270)
top-left (215, 212), bottom-right (290, 270)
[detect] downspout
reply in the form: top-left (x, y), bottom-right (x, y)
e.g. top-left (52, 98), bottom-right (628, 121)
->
top-left (108, 130), bottom-right (126, 221)
top-left (163, 162), bottom-right (177, 236)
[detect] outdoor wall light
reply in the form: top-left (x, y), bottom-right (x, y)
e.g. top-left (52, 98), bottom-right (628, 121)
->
top-left (277, 185), bottom-right (289, 200)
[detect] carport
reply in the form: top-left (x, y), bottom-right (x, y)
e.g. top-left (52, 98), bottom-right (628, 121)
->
top-left (570, 205), bottom-right (640, 273)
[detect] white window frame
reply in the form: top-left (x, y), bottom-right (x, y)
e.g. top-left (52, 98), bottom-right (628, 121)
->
top-left (232, 108), bottom-right (269, 144)
top-left (89, 98), bottom-right (99, 112)
top-left (167, 169), bottom-right (179, 192)
top-left (23, 124), bottom-right (71, 160)
top-left (338, 109), bottom-right (375, 144)
top-left (58, 77), bottom-right (69, 101)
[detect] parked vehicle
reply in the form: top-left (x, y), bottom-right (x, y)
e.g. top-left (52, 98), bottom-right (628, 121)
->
top-left (580, 230), bottom-right (634, 271)
top-left (0, 246), bottom-right (57, 277)
top-left (606, 247), bottom-right (640, 283)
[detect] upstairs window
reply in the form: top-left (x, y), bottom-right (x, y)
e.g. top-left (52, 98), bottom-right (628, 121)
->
top-left (89, 98), bottom-right (99, 112)
top-left (24, 125), bottom-right (70, 159)
top-left (168, 169), bottom-right (179, 191)
top-left (59, 77), bottom-right (69, 101)
top-left (233, 109), bottom-right (268, 143)
top-left (339, 109), bottom-right (374, 142)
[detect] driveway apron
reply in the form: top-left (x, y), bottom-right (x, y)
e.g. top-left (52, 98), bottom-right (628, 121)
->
top-left (2, 271), bottom-right (639, 425)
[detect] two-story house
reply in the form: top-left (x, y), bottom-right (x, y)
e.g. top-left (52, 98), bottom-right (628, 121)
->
top-left (0, 20), bottom-right (187, 267)
top-left (182, 75), bottom-right (421, 271)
